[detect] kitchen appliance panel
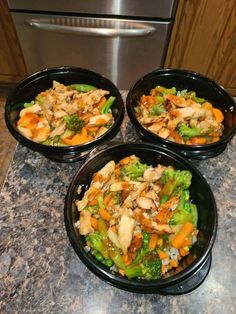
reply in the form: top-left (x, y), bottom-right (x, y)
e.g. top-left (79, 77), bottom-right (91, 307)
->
top-left (8, 0), bottom-right (177, 19)
top-left (12, 13), bottom-right (172, 89)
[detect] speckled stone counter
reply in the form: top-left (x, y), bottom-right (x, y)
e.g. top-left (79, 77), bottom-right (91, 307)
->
top-left (0, 94), bottom-right (236, 313)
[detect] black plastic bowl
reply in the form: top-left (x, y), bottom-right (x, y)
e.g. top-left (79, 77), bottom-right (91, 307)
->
top-left (126, 69), bottom-right (236, 159)
top-left (64, 142), bottom-right (217, 294)
top-left (5, 66), bottom-right (124, 162)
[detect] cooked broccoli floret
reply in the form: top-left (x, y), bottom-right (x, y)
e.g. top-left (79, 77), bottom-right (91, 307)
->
top-left (86, 232), bottom-right (109, 259)
top-left (125, 252), bottom-right (162, 279)
top-left (177, 124), bottom-right (202, 138)
top-left (121, 159), bottom-right (150, 180)
top-left (160, 169), bottom-right (192, 196)
top-left (64, 114), bottom-right (84, 132)
top-left (149, 104), bottom-right (166, 116)
top-left (141, 257), bottom-right (162, 279)
top-left (170, 191), bottom-right (198, 227)
top-left (125, 232), bottom-right (161, 279)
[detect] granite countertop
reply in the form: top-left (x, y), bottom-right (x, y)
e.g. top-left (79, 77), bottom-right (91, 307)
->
top-left (0, 92), bottom-right (236, 313)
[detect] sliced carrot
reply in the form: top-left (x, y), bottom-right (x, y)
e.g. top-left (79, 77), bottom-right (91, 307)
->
top-left (103, 193), bottom-right (113, 206)
top-left (169, 130), bottom-right (183, 144)
top-left (122, 254), bottom-right (132, 266)
top-left (140, 95), bottom-right (156, 108)
top-left (71, 134), bottom-right (88, 145)
top-left (213, 108), bottom-right (224, 123)
top-left (210, 136), bottom-right (220, 143)
top-left (180, 238), bottom-right (192, 248)
top-left (171, 222), bottom-right (195, 249)
top-left (191, 136), bottom-right (207, 145)
top-left (107, 197), bottom-right (114, 208)
top-left (185, 139), bottom-right (193, 145)
top-left (149, 234), bottom-right (158, 249)
top-left (95, 118), bottom-right (107, 126)
top-left (62, 138), bottom-right (73, 145)
top-left (87, 199), bottom-right (98, 206)
top-left (97, 96), bottom-right (107, 110)
top-left (86, 125), bottom-right (99, 132)
top-left (157, 238), bottom-right (163, 247)
top-left (119, 156), bottom-right (133, 165)
top-left (179, 248), bottom-right (190, 257)
top-left (99, 207), bottom-right (112, 221)
top-left (80, 127), bottom-right (88, 137)
top-left (91, 217), bottom-right (98, 230)
top-left (170, 259), bottom-right (179, 268)
top-left (202, 102), bottom-right (213, 111)
top-left (17, 112), bottom-right (39, 129)
top-left (158, 250), bottom-right (168, 260)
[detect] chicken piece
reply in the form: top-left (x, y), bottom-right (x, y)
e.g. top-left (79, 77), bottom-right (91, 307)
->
top-left (88, 114), bottom-right (112, 126)
top-left (118, 215), bottom-right (135, 254)
top-left (49, 122), bottom-right (66, 138)
top-left (158, 128), bottom-right (170, 139)
top-left (136, 196), bottom-right (156, 210)
top-left (107, 228), bottom-right (121, 248)
top-left (79, 210), bottom-right (94, 235)
top-left (19, 104), bottom-right (42, 117)
top-left (54, 110), bottom-right (67, 119)
top-left (110, 182), bottom-right (123, 192)
top-left (60, 101), bottom-right (79, 115)
top-left (167, 118), bottom-right (179, 130)
top-left (32, 126), bottom-right (50, 143)
top-left (75, 89), bottom-right (109, 107)
top-left (198, 120), bottom-right (211, 133)
top-left (17, 126), bottom-right (32, 139)
top-left (174, 107), bottom-right (195, 119)
top-left (152, 222), bottom-right (172, 234)
top-left (147, 121), bottom-right (164, 133)
top-left (123, 182), bottom-right (147, 206)
top-left (95, 126), bottom-right (108, 138)
top-left (143, 166), bottom-right (164, 182)
top-left (96, 160), bottom-right (115, 181)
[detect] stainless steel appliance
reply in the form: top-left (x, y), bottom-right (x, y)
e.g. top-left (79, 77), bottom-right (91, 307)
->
top-left (8, 0), bottom-right (178, 89)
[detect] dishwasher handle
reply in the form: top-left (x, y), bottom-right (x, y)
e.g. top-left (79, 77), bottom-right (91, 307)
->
top-left (24, 17), bottom-right (156, 37)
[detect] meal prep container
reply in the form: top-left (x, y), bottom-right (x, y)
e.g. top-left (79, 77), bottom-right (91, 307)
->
top-left (64, 142), bottom-right (217, 294)
top-left (126, 69), bottom-right (236, 159)
top-left (5, 66), bottom-right (124, 162)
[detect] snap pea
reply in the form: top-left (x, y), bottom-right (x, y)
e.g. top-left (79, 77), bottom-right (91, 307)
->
top-left (70, 84), bottom-right (97, 92)
top-left (160, 195), bottom-right (169, 205)
top-left (101, 96), bottom-right (116, 114)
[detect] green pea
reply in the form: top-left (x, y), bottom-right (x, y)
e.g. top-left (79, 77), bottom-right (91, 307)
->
top-left (95, 252), bottom-right (104, 262)
top-left (104, 259), bottom-right (113, 267)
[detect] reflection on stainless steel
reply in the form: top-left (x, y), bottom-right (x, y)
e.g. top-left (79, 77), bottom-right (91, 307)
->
top-left (8, 0), bottom-right (178, 89)
top-left (24, 18), bottom-right (156, 37)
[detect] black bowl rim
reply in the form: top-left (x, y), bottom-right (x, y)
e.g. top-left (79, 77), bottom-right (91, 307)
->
top-left (126, 68), bottom-right (236, 151)
top-left (5, 66), bottom-right (125, 154)
top-left (64, 142), bottom-right (218, 291)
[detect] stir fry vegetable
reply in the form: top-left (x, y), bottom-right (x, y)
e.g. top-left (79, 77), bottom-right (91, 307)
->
top-left (135, 86), bottom-right (224, 145)
top-left (75, 155), bottom-right (199, 279)
top-left (16, 81), bottom-right (116, 146)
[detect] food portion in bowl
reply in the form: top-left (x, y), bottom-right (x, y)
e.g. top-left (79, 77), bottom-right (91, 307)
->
top-left (135, 85), bottom-right (224, 145)
top-left (75, 154), bottom-right (199, 280)
top-left (16, 81), bottom-right (116, 146)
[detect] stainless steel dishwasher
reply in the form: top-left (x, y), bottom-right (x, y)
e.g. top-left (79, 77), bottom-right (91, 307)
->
top-left (8, 0), bottom-right (178, 89)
